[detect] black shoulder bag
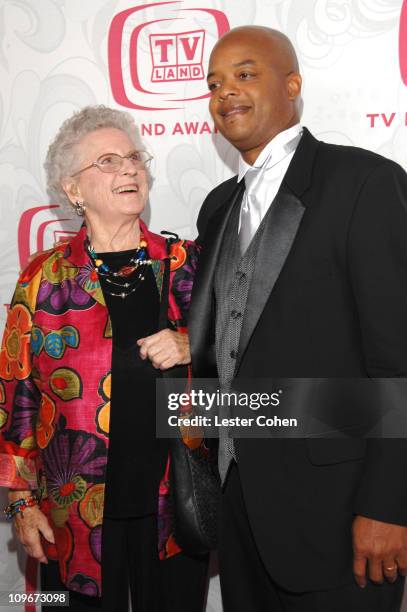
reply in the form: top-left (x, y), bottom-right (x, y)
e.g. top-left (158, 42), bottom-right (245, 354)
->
top-left (158, 234), bottom-right (220, 556)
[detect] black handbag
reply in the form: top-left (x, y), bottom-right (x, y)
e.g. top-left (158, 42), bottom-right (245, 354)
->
top-left (159, 234), bottom-right (220, 556)
top-left (169, 431), bottom-right (220, 556)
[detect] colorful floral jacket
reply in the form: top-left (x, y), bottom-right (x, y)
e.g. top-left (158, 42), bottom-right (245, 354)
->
top-left (0, 222), bottom-right (199, 596)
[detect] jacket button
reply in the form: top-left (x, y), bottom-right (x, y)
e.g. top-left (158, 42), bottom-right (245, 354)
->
top-left (231, 310), bottom-right (242, 319)
top-left (230, 350), bottom-right (237, 359)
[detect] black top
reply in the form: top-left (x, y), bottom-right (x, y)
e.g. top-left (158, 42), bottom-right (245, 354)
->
top-left (98, 249), bottom-right (169, 518)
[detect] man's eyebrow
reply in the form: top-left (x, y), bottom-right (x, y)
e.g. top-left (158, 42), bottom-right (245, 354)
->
top-left (233, 59), bottom-right (257, 68)
top-left (207, 59), bottom-right (257, 81)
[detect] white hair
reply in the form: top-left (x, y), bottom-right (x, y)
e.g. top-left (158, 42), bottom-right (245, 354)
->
top-left (44, 105), bottom-right (144, 209)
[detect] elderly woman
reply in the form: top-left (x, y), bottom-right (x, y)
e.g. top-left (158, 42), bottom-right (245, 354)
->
top-left (0, 106), bottom-right (207, 611)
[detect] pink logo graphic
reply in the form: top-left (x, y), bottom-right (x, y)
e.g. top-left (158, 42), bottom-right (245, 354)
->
top-left (18, 205), bottom-right (77, 269)
top-left (150, 29), bottom-right (205, 82)
top-left (400, 0), bottom-right (407, 85)
top-left (108, 1), bottom-right (229, 110)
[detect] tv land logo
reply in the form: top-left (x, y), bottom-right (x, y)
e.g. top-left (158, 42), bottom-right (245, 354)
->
top-left (108, 2), bottom-right (229, 110)
top-left (17, 205), bottom-right (77, 269)
top-left (400, 0), bottom-right (407, 85)
top-left (150, 29), bottom-right (205, 82)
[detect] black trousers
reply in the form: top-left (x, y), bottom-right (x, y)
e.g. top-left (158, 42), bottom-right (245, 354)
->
top-left (218, 462), bottom-right (405, 612)
top-left (41, 514), bottom-right (208, 611)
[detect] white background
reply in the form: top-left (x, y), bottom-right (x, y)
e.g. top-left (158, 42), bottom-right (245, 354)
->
top-left (1, 1), bottom-right (407, 610)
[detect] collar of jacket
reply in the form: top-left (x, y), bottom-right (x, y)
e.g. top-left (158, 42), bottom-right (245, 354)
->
top-left (281, 126), bottom-right (320, 205)
top-left (63, 220), bottom-right (168, 265)
top-left (62, 220), bottom-right (169, 305)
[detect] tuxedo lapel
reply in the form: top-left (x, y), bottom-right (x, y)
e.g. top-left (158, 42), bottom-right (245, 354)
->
top-left (189, 181), bottom-right (244, 374)
top-left (235, 128), bottom-right (320, 371)
top-left (190, 127), bottom-right (320, 376)
top-left (236, 189), bottom-right (305, 371)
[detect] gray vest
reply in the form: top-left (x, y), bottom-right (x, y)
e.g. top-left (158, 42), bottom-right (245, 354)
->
top-left (214, 195), bottom-right (266, 481)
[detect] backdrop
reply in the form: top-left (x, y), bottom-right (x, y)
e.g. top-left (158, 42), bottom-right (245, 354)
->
top-left (1, 1), bottom-right (407, 610)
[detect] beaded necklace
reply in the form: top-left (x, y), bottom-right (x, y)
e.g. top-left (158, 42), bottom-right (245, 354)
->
top-left (87, 236), bottom-right (153, 299)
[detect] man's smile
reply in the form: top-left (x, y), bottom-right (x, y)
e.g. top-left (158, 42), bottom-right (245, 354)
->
top-left (219, 105), bottom-right (251, 121)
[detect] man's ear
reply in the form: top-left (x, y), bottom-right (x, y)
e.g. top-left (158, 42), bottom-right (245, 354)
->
top-left (61, 178), bottom-right (81, 205)
top-left (287, 73), bottom-right (302, 101)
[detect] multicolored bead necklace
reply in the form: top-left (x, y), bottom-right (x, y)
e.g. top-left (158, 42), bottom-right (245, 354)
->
top-left (87, 236), bottom-right (152, 299)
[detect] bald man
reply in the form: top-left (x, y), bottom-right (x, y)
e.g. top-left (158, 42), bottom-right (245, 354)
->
top-left (188, 26), bottom-right (407, 611)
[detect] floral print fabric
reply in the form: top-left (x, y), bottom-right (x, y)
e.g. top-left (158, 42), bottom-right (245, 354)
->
top-left (0, 222), bottom-right (199, 595)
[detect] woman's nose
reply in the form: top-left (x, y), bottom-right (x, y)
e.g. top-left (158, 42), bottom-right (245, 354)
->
top-left (120, 157), bottom-right (138, 175)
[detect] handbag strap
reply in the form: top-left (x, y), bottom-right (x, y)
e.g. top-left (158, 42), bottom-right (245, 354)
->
top-left (159, 234), bottom-right (199, 436)
top-left (158, 232), bottom-right (179, 332)
top-left (158, 256), bottom-right (170, 332)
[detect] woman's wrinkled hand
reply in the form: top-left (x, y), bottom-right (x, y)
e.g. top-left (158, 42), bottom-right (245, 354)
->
top-left (9, 491), bottom-right (55, 563)
top-left (137, 330), bottom-right (191, 370)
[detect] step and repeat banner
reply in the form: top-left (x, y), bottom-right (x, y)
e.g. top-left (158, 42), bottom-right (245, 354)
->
top-left (1, 0), bottom-right (407, 610)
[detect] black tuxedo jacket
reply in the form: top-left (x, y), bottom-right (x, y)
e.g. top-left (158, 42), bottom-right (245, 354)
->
top-left (188, 128), bottom-right (407, 591)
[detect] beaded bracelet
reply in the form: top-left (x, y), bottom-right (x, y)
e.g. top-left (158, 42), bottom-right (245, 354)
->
top-left (4, 494), bottom-right (39, 520)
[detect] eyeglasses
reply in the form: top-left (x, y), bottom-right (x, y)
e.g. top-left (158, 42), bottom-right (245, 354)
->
top-left (71, 150), bottom-right (153, 177)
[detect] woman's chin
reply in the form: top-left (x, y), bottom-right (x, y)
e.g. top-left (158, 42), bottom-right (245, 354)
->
top-left (112, 198), bottom-right (146, 217)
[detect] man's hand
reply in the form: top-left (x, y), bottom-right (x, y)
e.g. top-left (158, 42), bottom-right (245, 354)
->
top-left (9, 490), bottom-right (55, 563)
top-left (137, 330), bottom-right (191, 370)
top-left (352, 515), bottom-right (407, 587)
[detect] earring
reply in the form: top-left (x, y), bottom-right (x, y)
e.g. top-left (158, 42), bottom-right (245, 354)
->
top-left (74, 200), bottom-right (86, 216)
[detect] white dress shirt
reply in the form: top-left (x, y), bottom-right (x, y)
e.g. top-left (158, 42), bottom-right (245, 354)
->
top-left (237, 123), bottom-right (303, 237)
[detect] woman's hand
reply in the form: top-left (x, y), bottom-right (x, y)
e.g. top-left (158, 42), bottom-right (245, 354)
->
top-left (9, 490), bottom-right (55, 563)
top-left (137, 330), bottom-right (191, 369)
